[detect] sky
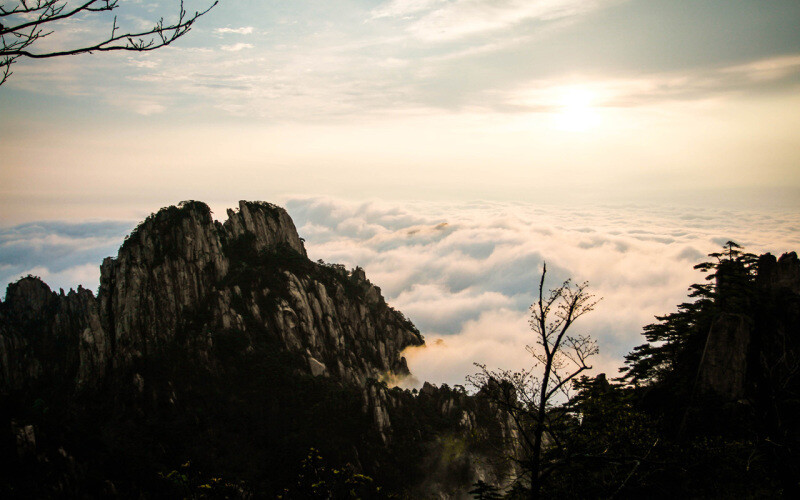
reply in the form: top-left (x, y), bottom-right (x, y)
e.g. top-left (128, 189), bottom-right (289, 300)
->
top-left (1, 0), bottom-right (799, 386)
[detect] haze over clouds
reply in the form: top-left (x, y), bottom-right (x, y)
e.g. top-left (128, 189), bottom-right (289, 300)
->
top-left (3, 198), bottom-right (798, 388)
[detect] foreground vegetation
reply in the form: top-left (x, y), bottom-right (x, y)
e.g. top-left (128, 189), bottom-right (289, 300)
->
top-left (475, 243), bottom-right (799, 498)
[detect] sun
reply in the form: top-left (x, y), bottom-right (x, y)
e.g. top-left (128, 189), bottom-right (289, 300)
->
top-left (555, 87), bottom-right (601, 132)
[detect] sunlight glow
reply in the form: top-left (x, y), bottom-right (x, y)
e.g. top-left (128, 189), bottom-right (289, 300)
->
top-left (555, 87), bottom-right (601, 132)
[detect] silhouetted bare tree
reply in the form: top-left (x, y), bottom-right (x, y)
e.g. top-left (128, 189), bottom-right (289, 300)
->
top-left (470, 262), bottom-right (599, 499)
top-left (0, 0), bottom-right (217, 85)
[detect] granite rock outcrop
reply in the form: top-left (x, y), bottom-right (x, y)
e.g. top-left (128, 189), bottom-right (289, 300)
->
top-left (1, 200), bottom-right (422, 397)
top-left (696, 251), bottom-right (800, 401)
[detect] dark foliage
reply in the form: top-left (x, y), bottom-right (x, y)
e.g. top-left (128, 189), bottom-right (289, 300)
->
top-left (475, 243), bottom-right (799, 498)
top-left (469, 479), bottom-right (502, 499)
top-left (606, 243), bottom-right (800, 497)
top-left (619, 241), bottom-right (759, 389)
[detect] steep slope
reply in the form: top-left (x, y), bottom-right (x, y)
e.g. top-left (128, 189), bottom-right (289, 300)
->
top-left (0, 200), bottom-right (516, 498)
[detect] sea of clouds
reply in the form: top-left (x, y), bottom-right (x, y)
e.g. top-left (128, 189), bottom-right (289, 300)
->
top-left (2, 198), bottom-right (798, 388)
top-left (0, 220), bottom-right (136, 295)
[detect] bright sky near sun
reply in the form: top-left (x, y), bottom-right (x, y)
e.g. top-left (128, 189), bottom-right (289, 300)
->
top-left (1, 0), bottom-right (799, 220)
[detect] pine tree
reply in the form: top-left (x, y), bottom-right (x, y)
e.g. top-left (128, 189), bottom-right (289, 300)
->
top-left (468, 480), bottom-right (502, 499)
top-left (618, 242), bottom-right (757, 387)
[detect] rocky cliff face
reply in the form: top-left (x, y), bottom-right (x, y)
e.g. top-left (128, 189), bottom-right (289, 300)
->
top-left (757, 251), bottom-right (800, 294)
top-left (697, 313), bottom-right (751, 400)
top-left (0, 200), bottom-right (515, 498)
top-left (696, 251), bottom-right (800, 401)
top-left (1, 200), bottom-right (422, 397)
top-left (0, 279), bottom-right (108, 392)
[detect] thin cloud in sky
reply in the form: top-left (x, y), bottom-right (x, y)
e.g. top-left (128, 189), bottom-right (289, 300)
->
top-left (221, 43), bottom-right (254, 52)
top-left (215, 26), bottom-right (255, 35)
top-left (1, 0), bottom-right (799, 226)
top-left (503, 54), bottom-right (800, 113)
top-left (371, 0), bottom-right (446, 19)
top-left (133, 101), bottom-right (166, 115)
top-left (722, 54), bottom-right (800, 82)
top-left (6, 0), bottom-right (799, 124)
top-left (372, 0), bottom-right (623, 41)
top-left (127, 57), bottom-right (160, 69)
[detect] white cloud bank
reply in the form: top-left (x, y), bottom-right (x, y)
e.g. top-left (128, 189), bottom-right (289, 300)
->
top-left (0, 220), bottom-right (135, 296)
top-left (285, 197), bottom-right (800, 387)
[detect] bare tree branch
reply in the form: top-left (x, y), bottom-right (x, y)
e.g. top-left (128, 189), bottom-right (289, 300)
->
top-left (470, 262), bottom-right (600, 500)
top-left (0, 0), bottom-right (217, 85)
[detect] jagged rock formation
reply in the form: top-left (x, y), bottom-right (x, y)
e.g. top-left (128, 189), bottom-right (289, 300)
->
top-left (696, 251), bottom-right (800, 401)
top-left (757, 251), bottom-right (800, 294)
top-left (0, 279), bottom-right (107, 392)
top-left (1, 201), bottom-right (421, 397)
top-left (0, 200), bottom-right (515, 498)
top-left (369, 380), bottom-right (520, 498)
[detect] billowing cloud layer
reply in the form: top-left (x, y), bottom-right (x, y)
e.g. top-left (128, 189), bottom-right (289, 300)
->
top-left (285, 197), bottom-right (800, 387)
top-left (0, 220), bottom-right (134, 296)
top-left (2, 199), bottom-right (798, 389)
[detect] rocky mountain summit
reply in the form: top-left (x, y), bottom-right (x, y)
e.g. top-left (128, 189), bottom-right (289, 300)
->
top-left (2, 200), bottom-right (421, 393)
top-left (0, 201), bottom-right (515, 498)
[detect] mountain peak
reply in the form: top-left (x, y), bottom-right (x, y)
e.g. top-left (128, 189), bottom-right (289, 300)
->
top-left (223, 200), bottom-right (306, 258)
top-left (3, 200), bottom-right (421, 395)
